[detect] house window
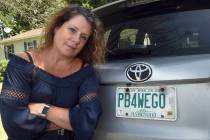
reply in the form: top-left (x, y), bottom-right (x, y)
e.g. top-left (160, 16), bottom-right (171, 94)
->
top-left (24, 40), bottom-right (37, 51)
top-left (4, 44), bottom-right (14, 59)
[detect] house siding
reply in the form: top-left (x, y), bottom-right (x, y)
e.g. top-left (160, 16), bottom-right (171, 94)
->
top-left (0, 28), bottom-right (43, 60)
top-left (0, 36), bottom-right (41, 60)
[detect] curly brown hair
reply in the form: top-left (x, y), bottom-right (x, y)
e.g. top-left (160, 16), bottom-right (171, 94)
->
top-left (39, 5), bottom-right (106, 64)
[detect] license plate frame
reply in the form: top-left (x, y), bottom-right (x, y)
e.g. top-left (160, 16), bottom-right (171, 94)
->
top-left (116, 86), bottom-right (177, 121)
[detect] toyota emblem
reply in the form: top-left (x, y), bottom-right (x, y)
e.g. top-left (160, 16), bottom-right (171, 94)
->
top-left (126, 63), bottom-right (152, 82)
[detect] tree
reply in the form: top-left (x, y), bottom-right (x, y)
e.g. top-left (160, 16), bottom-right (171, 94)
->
top-left (63, 0), bottom-right (116, 9)
top-left (0, 0), bottom-right (114, 38)
top-left (0, 0), bottom-right (66, 36)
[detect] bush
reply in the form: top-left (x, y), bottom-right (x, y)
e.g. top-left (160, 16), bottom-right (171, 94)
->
top-left (0, 59), bottom-right (8, 82)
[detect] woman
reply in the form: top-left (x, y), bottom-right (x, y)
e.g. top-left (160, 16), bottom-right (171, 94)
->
top-left (0, 5), bottom-right (105, 140)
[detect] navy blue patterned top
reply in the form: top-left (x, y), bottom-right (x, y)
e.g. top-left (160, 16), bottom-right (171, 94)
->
top-left (0, 54), bottom-right (102, 140)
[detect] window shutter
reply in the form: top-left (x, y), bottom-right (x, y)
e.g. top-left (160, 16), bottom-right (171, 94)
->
top-left (24, 42), bottom-right (27, 51)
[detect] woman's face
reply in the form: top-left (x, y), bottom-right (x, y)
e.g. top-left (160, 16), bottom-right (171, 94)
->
top-left (53, 14), bottom-right (92, 58)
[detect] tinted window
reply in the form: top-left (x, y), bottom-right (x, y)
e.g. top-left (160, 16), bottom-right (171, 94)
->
top-left (105, 9), bottom-right (210, 59)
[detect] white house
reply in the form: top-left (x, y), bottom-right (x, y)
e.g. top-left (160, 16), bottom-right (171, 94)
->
top-left (0, 28), bottom-right (43, 59)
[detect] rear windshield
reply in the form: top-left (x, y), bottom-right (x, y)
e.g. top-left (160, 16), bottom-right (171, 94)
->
top-left (105, 9), bottom-right (210, 59)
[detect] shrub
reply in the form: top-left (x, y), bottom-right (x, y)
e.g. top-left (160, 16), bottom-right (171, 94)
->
top-left (0, 59), bottom-right (8, 82)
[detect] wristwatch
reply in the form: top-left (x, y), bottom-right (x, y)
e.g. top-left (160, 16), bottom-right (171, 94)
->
top-left (38, 104), bottom-right (51, 118)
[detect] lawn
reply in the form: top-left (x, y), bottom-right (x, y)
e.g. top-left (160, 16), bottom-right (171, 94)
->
top-left (0, 117), bottom-right (7, 140)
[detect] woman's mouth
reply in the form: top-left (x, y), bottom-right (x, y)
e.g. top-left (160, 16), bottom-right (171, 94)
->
top-left (65, 43), bottom-right (77, 49)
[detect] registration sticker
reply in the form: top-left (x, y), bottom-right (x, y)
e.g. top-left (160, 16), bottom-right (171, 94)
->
top-left (116, 86), bottom-right (177, 121)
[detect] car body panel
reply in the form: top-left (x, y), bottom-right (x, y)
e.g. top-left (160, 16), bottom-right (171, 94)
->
top-left (96, 54), bottom-right (210, 84)
top-left (94, 55), bottom-right (210, 140)
top-left (93, 0), bottom-right (210, 140)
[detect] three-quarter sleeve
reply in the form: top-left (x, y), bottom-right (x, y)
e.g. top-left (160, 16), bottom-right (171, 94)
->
top-left (70, 73), bottom-right (102, 140)
top-left (0, 59), bottom-right (47, 140)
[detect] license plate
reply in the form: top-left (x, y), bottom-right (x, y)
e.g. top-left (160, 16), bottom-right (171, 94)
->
top-left (116, 86), bottom-right (177, 121)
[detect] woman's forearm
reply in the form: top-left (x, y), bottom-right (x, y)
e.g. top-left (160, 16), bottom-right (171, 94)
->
top-left (46, 105), bottom-right (73, 130)
top-left (28, 103), bottom-right (73, 130)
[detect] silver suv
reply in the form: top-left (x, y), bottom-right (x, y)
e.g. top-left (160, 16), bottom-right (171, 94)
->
top-left (93, 0), bottom-right (210, 140)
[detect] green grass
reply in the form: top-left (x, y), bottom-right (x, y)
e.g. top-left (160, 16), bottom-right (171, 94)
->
top-left (0, 117), bottom-right (7, 140)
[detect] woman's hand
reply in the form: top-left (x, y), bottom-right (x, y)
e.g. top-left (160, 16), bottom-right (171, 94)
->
top-left (28, 103), bottom-right (45, 115)
top-left (47, 122), bottom-right (62, 131)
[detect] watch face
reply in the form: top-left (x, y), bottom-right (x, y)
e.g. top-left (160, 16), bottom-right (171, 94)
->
top-left (41, 105), bottom-right (50, 117)
top-left (42, 106), bottom-right (49, 114)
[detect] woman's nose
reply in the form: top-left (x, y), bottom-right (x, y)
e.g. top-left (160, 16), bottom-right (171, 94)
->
top-left (72, 34), bottom-right (80, 44)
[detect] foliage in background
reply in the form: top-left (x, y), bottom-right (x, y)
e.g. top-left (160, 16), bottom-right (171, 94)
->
top-left (66, 0), bottom-right (112, 9)
top-left (0, 59), bottom-right (8, 82)
top-left (0, 0), bottom-right (117, 38)
top-left (0, 0), bottom-right (67, 37)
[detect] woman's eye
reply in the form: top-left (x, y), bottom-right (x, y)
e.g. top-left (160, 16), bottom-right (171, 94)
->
top-left (69, 28), bottom-right (76, 33)
top-left (81, 36), bottom-right (88, 41)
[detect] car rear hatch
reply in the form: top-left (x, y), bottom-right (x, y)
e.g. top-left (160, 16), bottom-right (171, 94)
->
top-left (93, 0), bottom-right (210, 140)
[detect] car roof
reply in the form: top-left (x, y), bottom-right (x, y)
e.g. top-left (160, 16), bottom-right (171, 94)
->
top-left (93, 0), bottom-right (210, 28)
